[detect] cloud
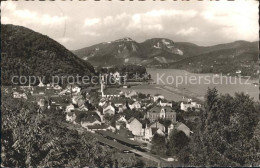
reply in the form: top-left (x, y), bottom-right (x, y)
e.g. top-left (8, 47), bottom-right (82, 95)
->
top-left (84, 18), bottom-right (101, 26)
top-left (57, 37), bottom-right (75, 44)
top-left (1, 1), bottom-right (258, 50)
top-left (83, 31), bottom-right (101, 37)
top-left (2, 2), bottom-right (68, 28)
top-left (177, 27), bottom-right (199, 36)
top-left (200, 0), bottom-right (258, 42)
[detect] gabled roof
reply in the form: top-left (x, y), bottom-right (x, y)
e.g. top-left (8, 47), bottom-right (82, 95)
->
top-left (128, 117), bottom-right (136, 123)
top-left (148, 121), bottom-right (163, 128)
top-left (103, 88), bottom-right (121, 95)
top-left (148, 106), bottom-right (161, 113)
top-left (160, 99), bottom-right (168, 103)
top-left (151, 127), bottom-right (158, 135)
top-left (163, 106), bottom-right (175, 113)
top-left (81, 113), bottom-right (101, 123)
top-left (111, 99), bottom-right (126, 104)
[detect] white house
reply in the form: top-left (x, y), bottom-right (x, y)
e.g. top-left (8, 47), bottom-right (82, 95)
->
top-left (53, 85), bottom-right (62, 90)
top-left (168, 122), bottom-right (192, 137)
top-left (159, 99), bottom-right (172, 107)
top-left (72, 86), bottom-right (81, 94)
top-left (13, 92), bottom-right (27, 99)
top-left (103, 103), bottom-right (115, 115)
top-left (66, 112), bottom-right (76, 123)
top-left (113, 71), bottom-right (121, 82)
top-left (129, 101), bottom-right (141, 110)
top-left (153, 94), bottom-right (165, 102)
top-left (180, 102), bottom-right (201, 111)
top-left (127, 117), bottom-right (143, 136)
top-left (65, 104), bottom-right (75, 112)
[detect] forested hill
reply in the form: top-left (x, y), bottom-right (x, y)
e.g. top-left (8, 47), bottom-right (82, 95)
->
top-left (1, 24), bottom-right (95, 85)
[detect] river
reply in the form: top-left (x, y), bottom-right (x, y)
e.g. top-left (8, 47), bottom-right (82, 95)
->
top-left (125, 68), bottom-right (259, 102)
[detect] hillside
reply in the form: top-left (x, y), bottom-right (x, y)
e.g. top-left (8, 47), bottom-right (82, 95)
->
top-left (1, 24), bottom-right (95, 85)
top-left (170, 41), bottom-right (258, 77)
top-left (74, 38), bottom-right (258, 77)
top-left (73, 37), bottom-right (184, 66)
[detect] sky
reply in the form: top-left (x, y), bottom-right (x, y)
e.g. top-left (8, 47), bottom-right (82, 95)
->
top-left (2, 0), bottom-right (258, 50)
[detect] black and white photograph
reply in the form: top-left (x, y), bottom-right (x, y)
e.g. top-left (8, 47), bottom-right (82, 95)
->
top-left (1, 0), bottom-right (259, 167)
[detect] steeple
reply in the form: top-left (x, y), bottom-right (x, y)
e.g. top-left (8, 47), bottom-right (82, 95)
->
top-left (100, 75), bottom-right (105, 97)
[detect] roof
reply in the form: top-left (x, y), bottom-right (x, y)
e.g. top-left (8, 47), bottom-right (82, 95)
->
top-left (116, 127), bottom-right (134, 139)
top-left (87, 124), bottom-right (109, 130)
top-left (96, 130), bottom-right (142, 146)
top-left (67, 112), bottom-right (75, 117)
top-left (163, 106), bottom-right (175, 113)
top-left (111, 99), bottom-right (126, 104)
top-left (103, 88), bottom-right (121, 95)
top-left (148, 121), bottom-right (164, 128)
top-left (151, 127), bottom-right (159, 135)
top-left (160, 99), bottom-right (168, 103)
top-left (128, 117), bottom-right (136, 123)
top-left (93, 133), bottom-right (131, 151)
top-left (148, 106), bottom-right (161, 113)
top-left (81, 113), bottom-right (101, 123)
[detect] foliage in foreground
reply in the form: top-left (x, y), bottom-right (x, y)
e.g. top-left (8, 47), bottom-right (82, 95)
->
top-left (178, 88), bottom-right (260, 166)
top-left (1, 92), bottom-right (141, 167)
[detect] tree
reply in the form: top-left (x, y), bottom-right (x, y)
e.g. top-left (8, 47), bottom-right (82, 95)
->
top-left (181, 89), bottom-right (260, 166)
top-left (1, 91), bottom-right (140, 167)
top-left (167, 130), bottom-right (189, 156)
top-left (151, 133), bottom-right (167, 156)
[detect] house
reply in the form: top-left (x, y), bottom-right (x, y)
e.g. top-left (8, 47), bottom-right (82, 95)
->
top-left (153, 94), bottom-right (164, 102)
top-left (159, 99), bottom-right (172, 107)
top-left (81, 115), bottom-right (102, 128)
top-left (112, 99), bottom-right (126, 107)
top-left (38, 81), bottom-right (45, 87)
top-left (129, 101), bottom-right (141, 110)
top-left (49, 96), bottom-right (67, 110)
top-left (143, 126), bottom-right (153, 141)
top-left (236, 70), bottom-right (242, 74)
top-left (113, 71), bottom-right (121, 82)
top-left (117, 115), bottom-right (128, 123)
top-left (99, 98), bottom-right (107, 107)
top-left (143, 123), bottom-right (165, 142)
top-left (180, 102), bottom-right (201, 111)
top-left (116, 127), bottom-right (134, 139)
top-left (176, 122), bottom-right (192, 137)
top-left (146, 106), bottom-right (176, 122)
top-left (65, 104), bottom-right (75, 112)
top-left (124, 90), bottom-right (137, 98)
top-left (87, 124), bottom-right (116, 132)
top-left (72, 85), bottom-right (81, 94)
top-left (148, 121), bottom-right (165, 132)
top-left (153, 128), bottom-right (165, 136)
top-left (127, 117), bottom-right (143, 136)
top-left (37, 98), bottom-right (46, 110)
top-left (13, 92), bottom-right (27, 99)
top-left (72, 95), bottom-right (85, 107)
top-left (66, 112), bottom-right (76, 123)
top-left (118, 105), bottom-right (124, 113)
top-left (53, 85), bottom-right (62, 90)
top-left (103, 103), bottom-right (115, 115)
top-left (102, 88), bottom-right (121, 98)
top-left (116, 115), bottom-right (128, 129)
top-left (78, 104), bottom-right (89, 111)
top-left (32, 87), bottom-right (46, 95)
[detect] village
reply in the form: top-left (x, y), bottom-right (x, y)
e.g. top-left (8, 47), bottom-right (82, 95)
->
top-left (6, 71), bottom-right (202, 166)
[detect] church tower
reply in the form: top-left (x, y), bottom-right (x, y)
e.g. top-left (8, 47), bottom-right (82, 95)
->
top-left (100, 75), bottom-right (105, 97)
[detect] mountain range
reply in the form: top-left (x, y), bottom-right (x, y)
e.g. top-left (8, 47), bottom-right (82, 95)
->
top-left (73, 38), bottom-right (258, 76)
top-left (1, 24), bottom-right (95, 85)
